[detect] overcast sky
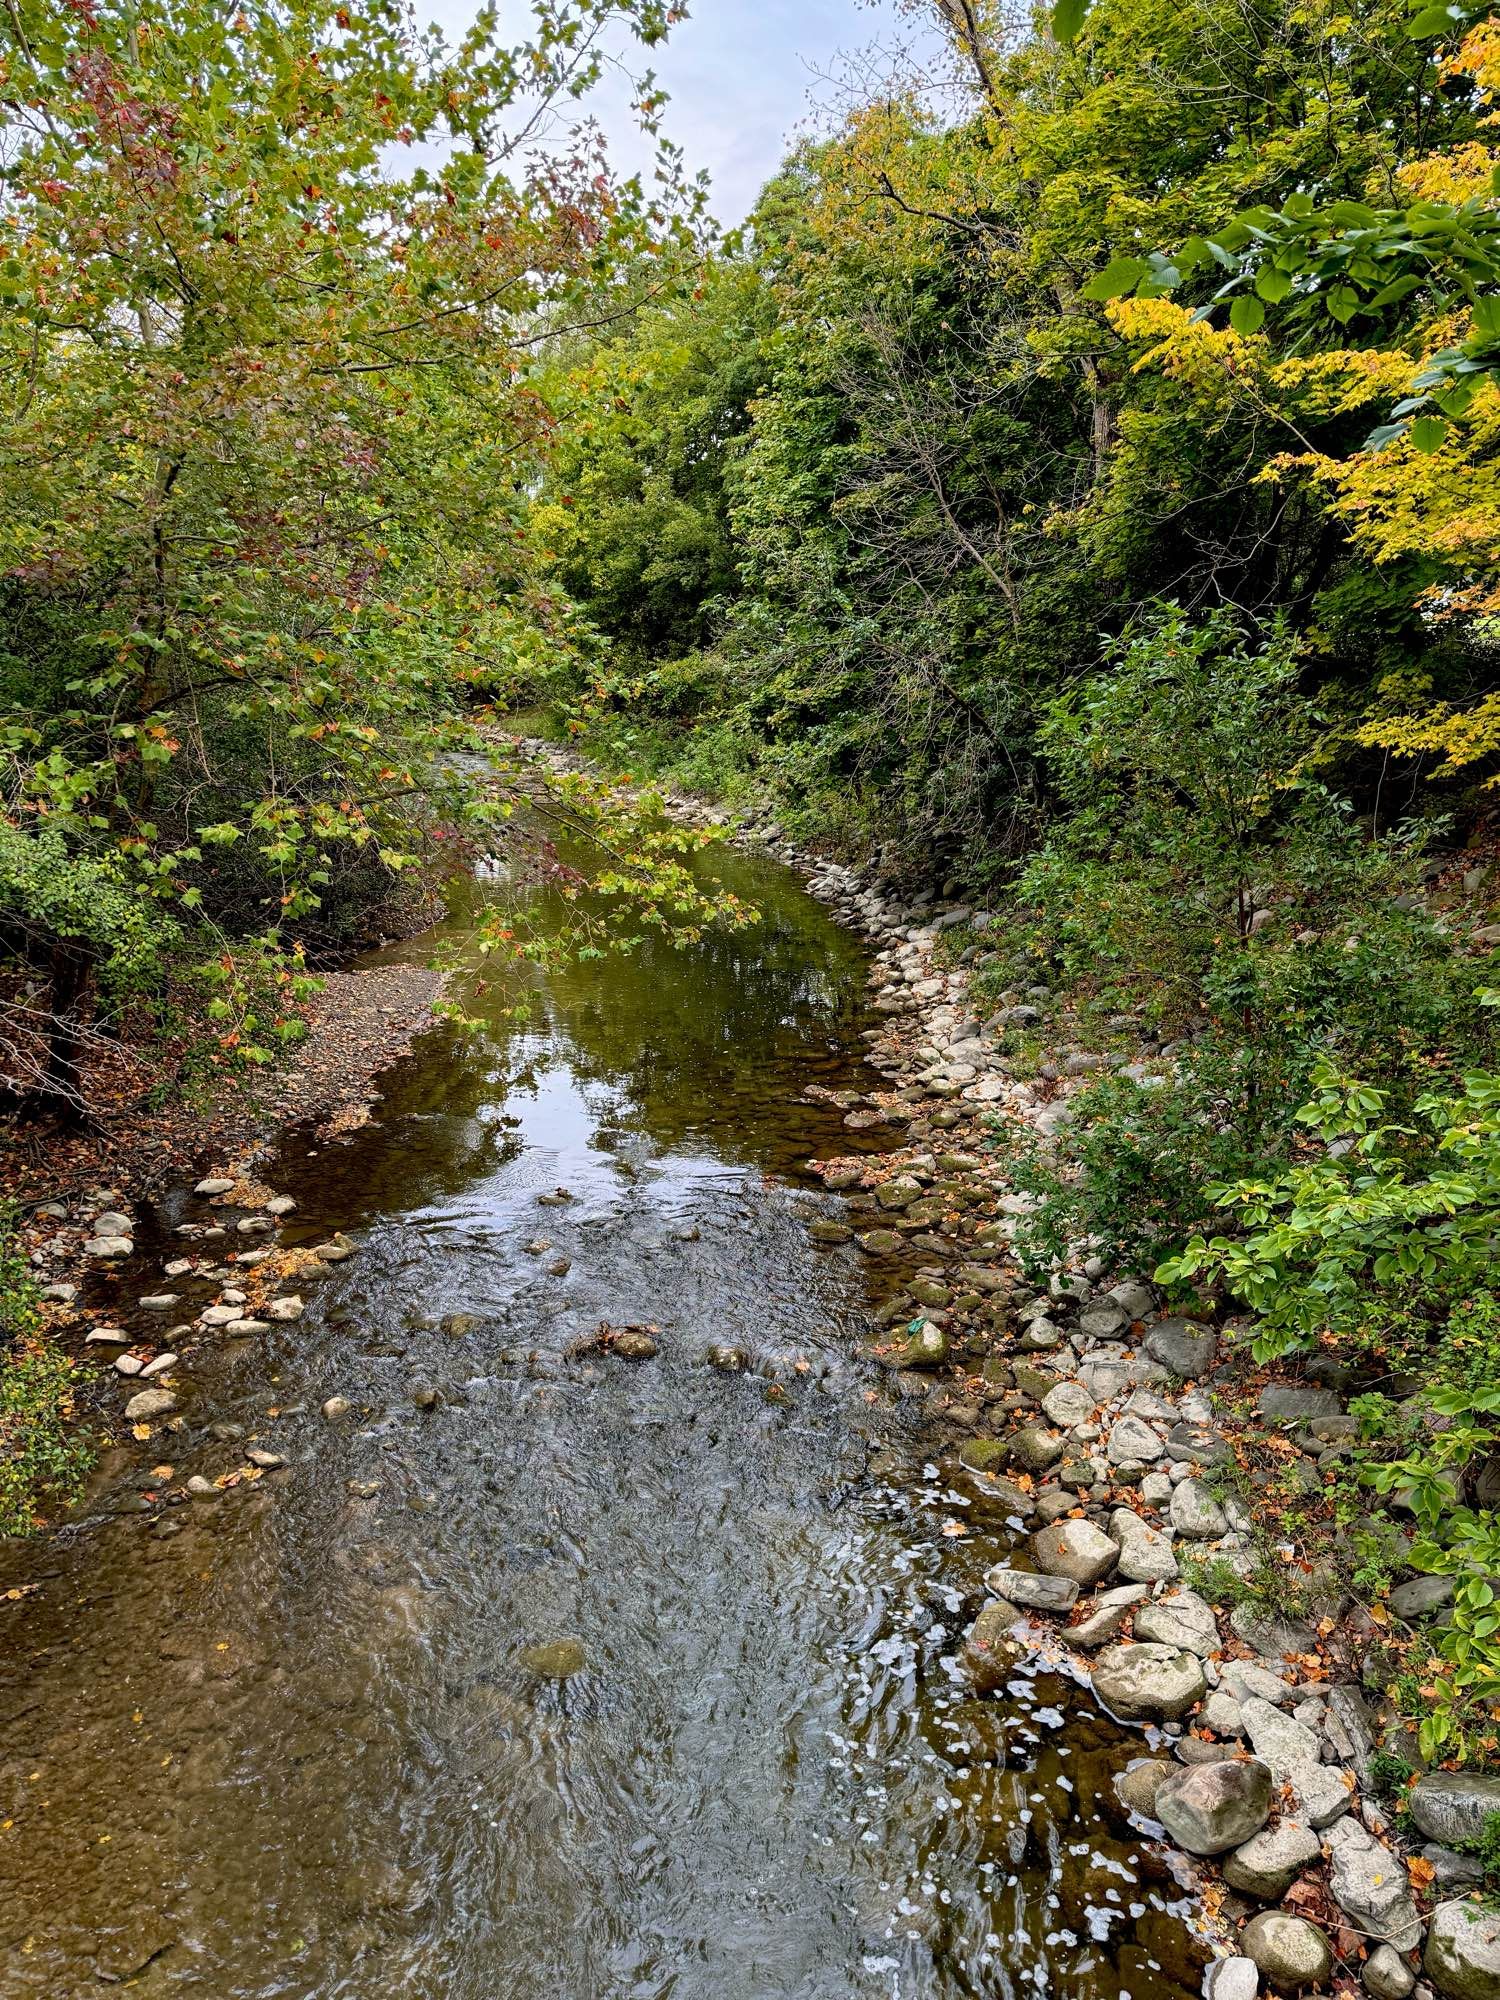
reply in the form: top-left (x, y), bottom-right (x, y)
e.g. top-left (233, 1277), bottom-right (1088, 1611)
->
top-left (431, 2), bottom-right (947, 227)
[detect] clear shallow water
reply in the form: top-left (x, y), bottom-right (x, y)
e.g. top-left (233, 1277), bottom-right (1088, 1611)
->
top-left (0, 849), bottom-right (1208, 1999)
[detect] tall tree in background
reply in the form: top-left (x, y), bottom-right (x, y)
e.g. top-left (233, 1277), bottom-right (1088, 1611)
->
top-left (0, 0), bottom-right (734, 1121)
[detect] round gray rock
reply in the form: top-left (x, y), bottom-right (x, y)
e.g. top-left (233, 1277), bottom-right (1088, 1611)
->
top-left (1223, 1818), bottom-right (1322, 1897)
top-left (1207, 1959), bottom-right (1261, 2000)
top-left (1031, 1519), bottom-right (1119, 1586)
top-left (1155, 1758), bottom-right (1274, 1856)
top-left (1241, 1911), bottom-right (1333, 1992)
top-left (1426, 1899), bottom-right (1500, 2000)
top-left (1092, 1641), bottom-right (1206, 1720)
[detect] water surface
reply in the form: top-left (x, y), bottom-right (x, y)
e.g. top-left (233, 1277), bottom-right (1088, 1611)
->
top-left (0, 847), bottom-right (1207, 1999)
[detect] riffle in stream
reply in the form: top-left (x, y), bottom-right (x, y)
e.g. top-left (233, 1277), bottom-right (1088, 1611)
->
top-left (0, 846), bottom-right (1209, 1999)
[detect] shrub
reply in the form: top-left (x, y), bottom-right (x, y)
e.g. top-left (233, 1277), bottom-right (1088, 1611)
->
top-left (0, 1212), bottom-right (92, 1535)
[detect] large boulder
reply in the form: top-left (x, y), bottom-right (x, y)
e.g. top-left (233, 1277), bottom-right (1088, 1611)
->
top-left (1325, 1819), bottom-right (1421, 1952)
top-left (1242, 1911), bottom-right (1333, 1992)
top-left (1031, 1519), bottom-right (1119, 1586)
top-left (1110, 1507), bottom-right (1179, 1583)
top-left (1171, 1477), bottom-right (1229, 1539)
top-left (1135, 1588), bottom-right (1220, 1658)
top-left (1092, 1642), bottom-right (1206, 1721)
top-left (1410, 1773), bottom-right (1500, 1852)
top-left (1154, 1758), bottom-right (1274, 1856)
top-left (1222, 1819), bottom-right (1322, 1898)
top-left (1427, 1900), bottom-right (1500, 2000)
top-left (985, 1569), bottom-right (1079, 1612)
top-left (1144, 1316), bottom-right (1218, 1378)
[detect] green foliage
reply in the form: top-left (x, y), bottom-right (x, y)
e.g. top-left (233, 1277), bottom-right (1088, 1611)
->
top-left (0, 1212), bottom-right (91, 1535)
top-left (0, 0), bottom-right (748, 1118)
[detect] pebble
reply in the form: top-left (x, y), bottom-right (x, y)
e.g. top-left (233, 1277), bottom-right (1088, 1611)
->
top-left (124, 1387), bottom-right (178, 1422)
top-left (322, 1396), bottom-right (352, 1421)
top-left (245, 1448), bottom-right (286, 1469)
top-left (194, 1177), bottom-right (235, 1195)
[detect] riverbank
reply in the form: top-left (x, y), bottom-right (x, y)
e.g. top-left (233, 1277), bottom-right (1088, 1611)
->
top-left (560, 742), bottom-right (1496, 2000)
top-left (6, 738), bottom-right (1496, 1998)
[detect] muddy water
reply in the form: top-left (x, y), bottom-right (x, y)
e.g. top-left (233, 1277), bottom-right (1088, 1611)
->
top-left (0, 848), bottom-right (1208, 2000)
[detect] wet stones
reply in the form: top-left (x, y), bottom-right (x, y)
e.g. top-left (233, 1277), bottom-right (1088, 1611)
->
top-left (1114, 1757), bottom-right (1172, 1818)
top-left (520, 1637), bottom-right (587, 1678)
top-left (1154, 1758), bottom-right (1274, 1856)
top-left (322, 1395), bottom-right (352, 1421)
top-left (704, 1344), bottom-right (749, 1372)
top-left (985, 1569), bottom-right (1079, 1612)
top-left (960, 1599), bottom-right (1025, 1692)
top-left (856, 1228), bottom-right (904, 1256)
top-left (1030, 1518), bottom-right (1118, 1587)
top-left (123, 1387), bottom-right (177, 1422)
top-left (1091, 1641), bottom-right (1207, 1720)
top-left (891, 1323), bottom-right (949, 1368)
top-left (195, 1177), bottom-right (234, 1195)
top-left (1426, 1899), bottom-right (1500, 1999)
top-left (1241, 1911), bottom-right (1333, 1992)
top-left (610, 1327), bottom-right (659, 1361)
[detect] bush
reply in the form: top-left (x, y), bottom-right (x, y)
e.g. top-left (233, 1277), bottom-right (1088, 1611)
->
top-left (0, 1212), bottom-right (91, 1535)
top-left (1157, 1054), bottom-right (1500, 1761)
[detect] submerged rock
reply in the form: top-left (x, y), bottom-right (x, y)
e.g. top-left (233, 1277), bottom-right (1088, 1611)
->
top-left (520, 1637), bottom-right (587, 1678)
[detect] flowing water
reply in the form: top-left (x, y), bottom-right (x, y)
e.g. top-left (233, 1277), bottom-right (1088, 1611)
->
top-left (0, 848), bottom-right (1209, 2000)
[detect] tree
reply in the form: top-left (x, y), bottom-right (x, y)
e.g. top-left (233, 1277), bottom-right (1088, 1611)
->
top-left (0, 0), bottom-right (736, 1121)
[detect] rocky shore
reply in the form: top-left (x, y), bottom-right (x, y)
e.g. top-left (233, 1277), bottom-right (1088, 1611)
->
top-left (740, 829), bottom-right (1500, 2000)
top-left (16, 742), bottom-right (1500, 1998)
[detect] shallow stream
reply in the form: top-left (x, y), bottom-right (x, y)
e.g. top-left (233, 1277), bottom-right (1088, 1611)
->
top-left (0, 846), bottom-right (1208, 2000)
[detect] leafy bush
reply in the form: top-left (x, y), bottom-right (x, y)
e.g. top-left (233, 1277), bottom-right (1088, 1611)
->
top-left (0, 1213), bottom-right (91, 1535)
top-left (1157, 1054), bottom-right (1500, 1759)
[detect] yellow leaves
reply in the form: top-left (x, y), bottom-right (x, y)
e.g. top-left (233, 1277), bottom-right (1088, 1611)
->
top-left (1357, 692), bottom-right (1500, 785)
top-left (1108, 297), bottom-right (1259, 402)
top-left (1409, 1853), bottom-right (1438, 1888)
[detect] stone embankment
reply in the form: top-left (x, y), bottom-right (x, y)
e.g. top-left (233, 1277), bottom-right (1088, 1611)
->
top-left (718, 811), bottom-right (1496, 2000)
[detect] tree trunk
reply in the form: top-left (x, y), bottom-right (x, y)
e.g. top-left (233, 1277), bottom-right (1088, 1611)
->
top-left (33, 937), bottom-right (95, 1129)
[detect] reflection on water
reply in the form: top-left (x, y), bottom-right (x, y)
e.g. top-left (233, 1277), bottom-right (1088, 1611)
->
top-left (0, 845), bottom-right (1207, 2000)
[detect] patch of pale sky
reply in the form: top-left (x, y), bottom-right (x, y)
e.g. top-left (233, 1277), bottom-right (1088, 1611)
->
top-left (420, 0), bottom-right (950, 227)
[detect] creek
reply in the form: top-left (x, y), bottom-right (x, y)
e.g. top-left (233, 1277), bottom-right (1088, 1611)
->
top-left (0, 844), bottom-right (1208, 2000)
